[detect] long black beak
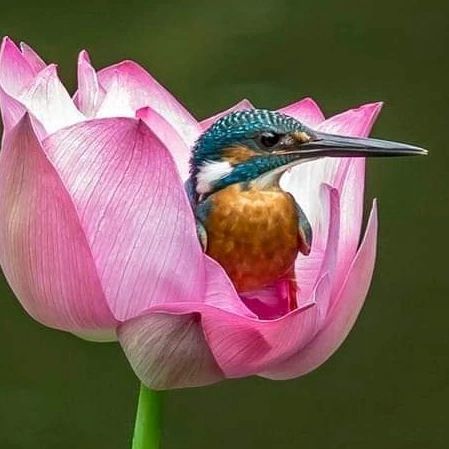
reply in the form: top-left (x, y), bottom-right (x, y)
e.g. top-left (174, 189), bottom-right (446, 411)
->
top-left (298, 131), bottom-right (428, 158)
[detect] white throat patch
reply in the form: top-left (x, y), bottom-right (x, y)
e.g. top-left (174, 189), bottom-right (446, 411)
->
top-left (252, 157), bottom-right (318, 189)
top-left (196, 161), bottom-right (233, 194)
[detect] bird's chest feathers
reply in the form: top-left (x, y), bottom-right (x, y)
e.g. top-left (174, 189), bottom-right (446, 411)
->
top-left (202, 184), bottom-right (299, 291)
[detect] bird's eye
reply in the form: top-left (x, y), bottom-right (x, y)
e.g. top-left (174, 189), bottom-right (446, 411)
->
top-left (259, 132), bottom-right (281, 148)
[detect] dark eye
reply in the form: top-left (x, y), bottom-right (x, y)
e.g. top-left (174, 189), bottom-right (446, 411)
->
top-left (259, 132), bottom-right (281, 148)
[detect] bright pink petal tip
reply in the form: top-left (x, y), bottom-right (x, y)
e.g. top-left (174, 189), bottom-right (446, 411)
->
top-left (0, 37), bottom-right (36, 96)
top-left (0, 115), bottom-right (118, 338)
top-left (19, 41), bottom-right (46, 73)
top-left (278, 97), bottom-right (325, 127)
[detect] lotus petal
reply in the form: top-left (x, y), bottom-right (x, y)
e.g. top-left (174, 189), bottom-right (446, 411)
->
top-left (44, 118), bottom-right (205, 321)
top-left (0, 115), bottom-right (117, 338)
top-left (119, 312), bottom-right (224, 390)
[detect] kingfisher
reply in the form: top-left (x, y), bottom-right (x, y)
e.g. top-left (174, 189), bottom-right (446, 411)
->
top-left (187, 109), bottom-right (426, 317)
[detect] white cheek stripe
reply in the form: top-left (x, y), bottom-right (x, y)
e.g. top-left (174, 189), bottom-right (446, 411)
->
top-left (196, 161), bottom-right (233, 194)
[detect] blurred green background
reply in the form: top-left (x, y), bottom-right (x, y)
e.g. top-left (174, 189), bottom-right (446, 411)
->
top-left (0, 0), bottom-right (447, 448)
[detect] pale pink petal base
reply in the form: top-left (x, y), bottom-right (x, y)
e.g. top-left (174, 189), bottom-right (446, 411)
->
top-left (119, 312), bottom-right (224, 390)
top-left (72, 328), bottom-right (117, 343)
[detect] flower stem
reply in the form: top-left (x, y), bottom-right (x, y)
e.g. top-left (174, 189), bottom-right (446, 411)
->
top-left (131, 384), bottom-right (162, 449)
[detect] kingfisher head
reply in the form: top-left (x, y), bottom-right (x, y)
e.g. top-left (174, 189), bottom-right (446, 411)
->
top-left (190, 108), bottom-right (426, 198)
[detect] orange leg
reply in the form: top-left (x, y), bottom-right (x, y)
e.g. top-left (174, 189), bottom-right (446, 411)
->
top-left (282, 267), bottom-right (298, 311)
top-left (287, 278), bottom-right (298, 311)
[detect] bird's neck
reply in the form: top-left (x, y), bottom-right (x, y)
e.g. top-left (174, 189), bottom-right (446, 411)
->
top-left (249, 166), bottom-right (286, 190)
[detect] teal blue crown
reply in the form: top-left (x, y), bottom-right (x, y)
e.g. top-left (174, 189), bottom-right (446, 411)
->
top-left (191, 109), bottom-right (305, 168)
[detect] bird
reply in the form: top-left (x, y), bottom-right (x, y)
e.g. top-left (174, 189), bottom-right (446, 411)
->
top-left (186, 109), bottom-right (426, 317)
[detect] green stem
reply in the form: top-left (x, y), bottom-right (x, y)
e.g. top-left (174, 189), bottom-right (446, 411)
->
top-left (131, 384), bottom-right (162, 449)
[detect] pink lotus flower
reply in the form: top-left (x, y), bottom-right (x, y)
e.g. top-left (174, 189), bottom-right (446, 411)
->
top-left (0, 37), bottom-right (378, 389)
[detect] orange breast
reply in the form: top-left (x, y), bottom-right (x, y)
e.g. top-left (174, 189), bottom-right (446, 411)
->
top-left (204, 184), bottom-right (299, 292)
